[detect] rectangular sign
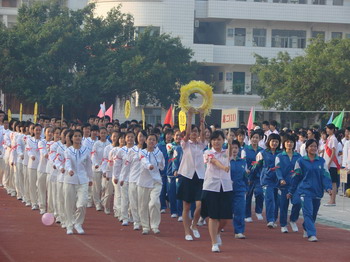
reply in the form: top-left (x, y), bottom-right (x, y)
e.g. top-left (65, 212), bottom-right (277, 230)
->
top-left (340, 169), bottom-right (348, 183)
top-left (221, 108), bottom-right (238, 129)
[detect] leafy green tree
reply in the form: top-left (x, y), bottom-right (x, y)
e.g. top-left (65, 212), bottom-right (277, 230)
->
top-left (252, 38), bottom-right (350, 111)
top-left (0, 1), bottom-right (197, 118)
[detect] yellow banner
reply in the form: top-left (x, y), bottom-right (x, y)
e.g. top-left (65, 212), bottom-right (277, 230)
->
top-left (179, 111), bottom-right (186, 132)
top-left (34, 102), bottom-right (38, 123)
top-left (141, 108), bottom-right (145, 130)
top-left (19, 103), bottom-right (23, 121)
top-left (124, 100), bottom-right (131, 119)
top-left (8, 109), bottom-right (12, 122)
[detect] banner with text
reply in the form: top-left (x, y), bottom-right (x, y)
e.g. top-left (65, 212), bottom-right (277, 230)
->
top-left (221, 108), bottom-right (238, 129)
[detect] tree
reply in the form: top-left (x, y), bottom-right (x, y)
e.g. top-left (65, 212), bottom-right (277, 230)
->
top-left (251, 38), bottom-right (350, 111)
top-left (0, 1), bottom-right (197, 118)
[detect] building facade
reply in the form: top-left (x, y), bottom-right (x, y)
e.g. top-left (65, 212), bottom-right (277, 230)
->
top-left (92, 0), bottom-right (350, 126)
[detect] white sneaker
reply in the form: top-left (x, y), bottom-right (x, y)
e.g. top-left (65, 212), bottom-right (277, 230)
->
top-left (267, 222), bottom-right (276, 228)
top-left (177, 216), bottom-right (183, 222)
top-left (142, 229), bottom-right (149, 235)
top-left (171, 213), bottom-right (177, 218)
top-left (197, 217), bottom-right (205, 226)
top-left (66, 228), bottom-right (73, 235)
top-left (160, 209), bottom-right (166, 214)
top-left (122, 220), bottom-right (128, 226)
top-left (190, 225), bottom-right (200, 238)
top-left (290, 221), bottom-right (299, 232)
top-left (87, 202), bottom-right (93, 208)
top-left (245, 217), bottom-right (253, 223)
top-left (39, 209), bottom-right (45, 215)
top-left (281, 226), bottom-right (288, 233)
top-left (31, 205), bottom-right (39, 210)
top-left (11, 191), bottom-right (16, 197)
top-left (61, 223), bottom-right (66, 229)
top-left (74, 224), bottom-right (85, 234)
top-left (303, 230), bottom-right (308, 238)
top-left (211, 244), bottom-right (220, 253)
top-left (25, 202), bottom-right (31, 207)
top-left (185, 234), bottom-right (193, 241)
top-left (256, 213), bottom-right (264, 220)
top-left (133, 224), bottom-right (140, 231)
top-left (235, 233), bottom-right (246, 239)
top-left (104, 209), bottom-right (111, 215)
top-left (152, 228), bottom-right (160, 234)
top-left (217, 234), bottom-right (222, 246)
top-left (308, 236), bottom-right (318, 242)
top-left (96, 205), bottom-right (103, 211)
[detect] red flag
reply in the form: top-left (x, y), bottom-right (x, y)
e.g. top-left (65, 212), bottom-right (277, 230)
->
top-left (97, 102), bottom-right (106, 118)
top-left (105, 105), bottom-right (113, 122)
top-left (247, 107), bottom-right (254, 136)
top-left (164, 105), bottom-right (173, 126)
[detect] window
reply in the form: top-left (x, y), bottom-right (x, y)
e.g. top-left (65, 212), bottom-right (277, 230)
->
top-left (253, 29), bottom-right (266, 47)
top-left (233, 72), bottom-right (245, 95)
top-left (273, 0), bottom-right (289, 3)
top-left (144, 108), bottom-right (161, 126)
top-left (331, 32), bottom-right (343, 39)
top-left (254, 0), bottom-right (268, 2)
top-left (272, 30), bottom-right (306, 48)
top-left (135, 26), bottom-right (160, 37)
top-left (346, 34), bottom-right (350, 39)
top-left (219, 72), bottom-right (224, 81)
top-left (227, 28), bottom-right (234, 38)
top-left (312, 0), bottom-right (326, 4)
top-left (333, 0), bottom-right (343, 5)
top-left (311, 31), bottom-right (325, 41)
top-left (251, 74), bottom-right (260, 95)
top-left (226, 72), bottom-right (233, 81)
top-left (1, 0), bottom-right (18, 7)
top-left (235, 28), bottom-right (246, 46)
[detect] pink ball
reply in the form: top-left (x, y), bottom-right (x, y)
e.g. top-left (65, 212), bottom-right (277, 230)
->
top-left (41, 213), bottom-right (55, 226)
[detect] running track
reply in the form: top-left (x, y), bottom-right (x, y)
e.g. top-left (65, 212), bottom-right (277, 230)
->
top-left (0, 189), bottom-right (349, 262)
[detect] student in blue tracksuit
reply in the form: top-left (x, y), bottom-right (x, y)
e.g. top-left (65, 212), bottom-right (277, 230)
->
top-left (275, 134), bottom-right (301, 233)
top-left (166, 129), bottom-right (182, 219)
top-left (235, 129), bottom-right (246, 157)
top-left (253, 133), bottom-right (282, 228)
top-left (242, 131), bottom-right (264, 222)
top-left (157, 128), bottom-right (174, 213)
top-left (288, 139), bottom-right (332, 242)
top-left (172, 140), bottom-right (184, 221)
top-left (230, 140), bottom-right (249, 239)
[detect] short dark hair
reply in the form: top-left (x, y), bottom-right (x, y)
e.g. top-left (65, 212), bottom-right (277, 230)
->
top-left (210, 130), bottom-right (225, 141)
top-left (282, 134), bottom-right (296, 150)
top-left (270, 120), bottom-right (277, 127)
top-left (91, 125), bottom-right (99, 132)
top-left (231, 139), bottom-right (241, 148)
top-left (266, 133), bottom-right (281, 149)
top-left (262, 121), bottom-right (270, 126)
top-left (305, 139), bottom-right (318, 150)
top-left (326, 123), bottom-right (336, 131)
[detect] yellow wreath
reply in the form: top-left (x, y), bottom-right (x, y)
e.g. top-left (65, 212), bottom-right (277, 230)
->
top-left (179, 81), bottom-right (213, 116)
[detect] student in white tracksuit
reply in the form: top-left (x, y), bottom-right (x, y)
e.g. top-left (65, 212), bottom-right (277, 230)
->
top-left (37, 127), bottom-right (53, 214)
top-left (137, 134), bottom-right (165, 235)
top-left (118, 131), bottom-right (137, 226)
top-left (101, 131), bottom-right (119, 215)
top-left (55, 129), bottom-right (70, 228)
top-left (23, 123), bottom-right (34, 206)
top-left (112, 133), bottom-right (125, 220)
top-left (15, 122), bottom-right (26, 202)
top-left (64, 129), bottom-right (93, 235)
top-left (120, 130), bottom-right (146, 230)
top-left (0, 123), bottom-right (5, 187)
top-left (47, 127), bottom-right (61, 218)
top-left (26, 124), bottom-right (43, 210)
top-left (9, 122), bottom-right (19, 198)
top-left (91, 127), bottom-right (110, 211)
top-left (3, 126), bottom-right (14, 195)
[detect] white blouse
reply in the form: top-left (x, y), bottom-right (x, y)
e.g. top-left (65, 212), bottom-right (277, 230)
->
top-left (137, 148), bottom-right (165, 188)
top-left (120, 146), bottom-right (142, 183)
top-left (91, 140), bottom-right (111, 172)
top-left (64, 146), bottom-right (93, 184)
top-left (26, 137), bottom-right (42, 169)
top-left (178, 140), bottom-right (206, 179)
top-left (203, 149), bottom-right (232, 192)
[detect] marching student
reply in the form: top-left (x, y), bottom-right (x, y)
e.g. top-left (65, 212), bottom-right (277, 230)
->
top-left (167, 129), bottom-right (182, 219)
top-left (243, 131), bottom-right (264, 223)
top-left (230, 140), bottom-right (249, 240)
top-left (37, 126), bottom-right (54, 214)
top-left (137, 133), bottom-right (165, 235)
top-left (275, 134), bottom-right (301, 233)
top-left (3, 120), bottom-right (14, 196)
top-left (177, 107), bottom-right (206, 241)
top-left (23, 123), bottom-right (34, 207)
top-left (47, 127), bottom-right (61, 218)
top-left (64, 129), bottom-right (93, 235)
top-left (83, 124), bottom-right (99, 208)
top-left (56, 129), bottom-right (71, 228)
top-left (201, 130), bottom-right (232, 253)
top-left (91, 127), bottom-right (110, 211)
top-left (157, 128), bottom-right (174, 213)
top-left (116, 131), bottom-right (136, 226)
top-left (101, 131), bottom-right (119, 215)
top-left (324, 124), bottom-right (340, 206)
top-left (9, 121), bottom-right (20, 198)
top-left (253, 133), bottom-right (282, 228)
top-left (111, 132), bottom-right (125, 219)
top-left (14, 122), bottom-right (26, 202)
top-left (26, 124), bottom-right (43, 210)
top-left (288, 139), bottom-right (332, 242)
